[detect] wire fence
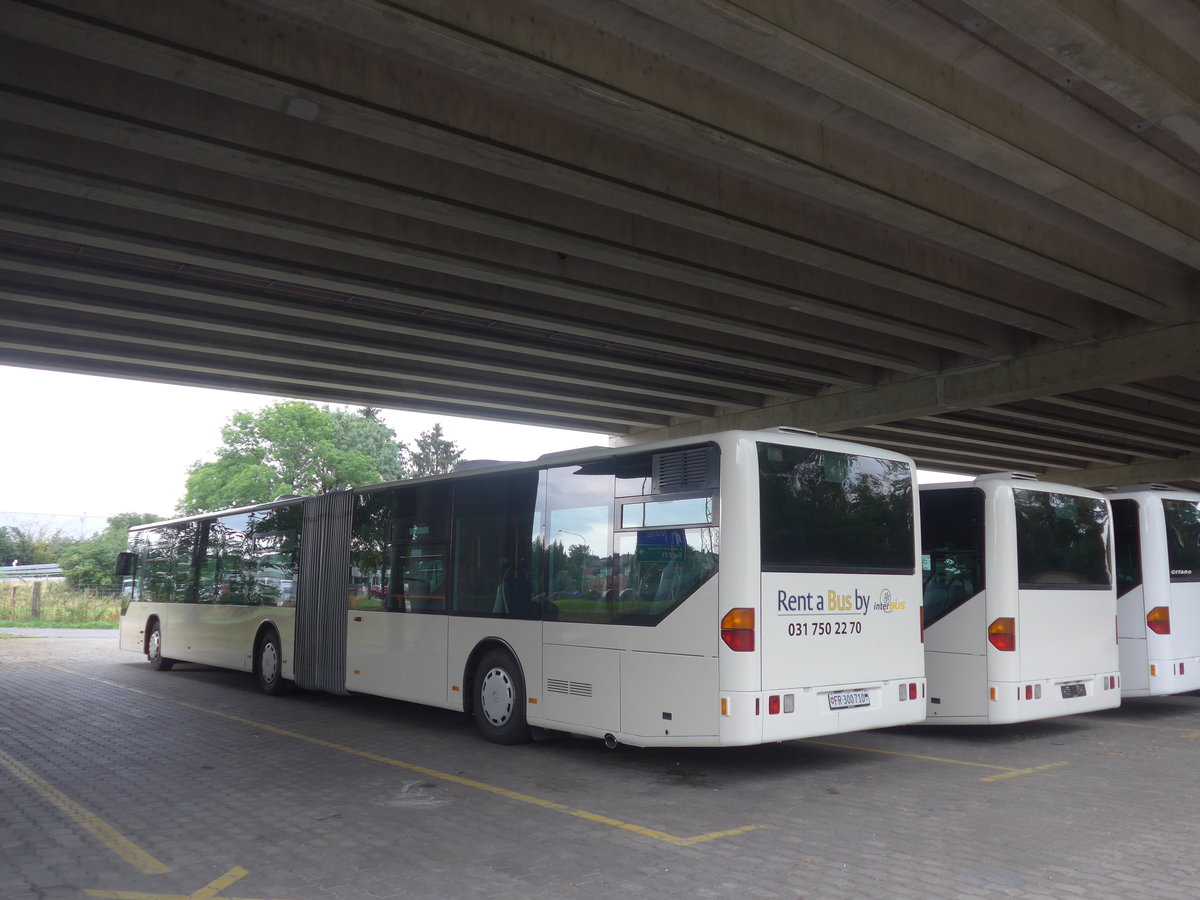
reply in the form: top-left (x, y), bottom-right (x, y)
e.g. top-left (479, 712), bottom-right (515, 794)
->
top-left (0, 581), bottom-right (122, 625)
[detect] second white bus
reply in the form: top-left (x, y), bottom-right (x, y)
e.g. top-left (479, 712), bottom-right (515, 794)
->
top-left (1109, 485), bottom-right (1200, 697)
top-left (919, 474), bottom-right (1121, 724)
top-left (119, 427), bottom-right (927, 747)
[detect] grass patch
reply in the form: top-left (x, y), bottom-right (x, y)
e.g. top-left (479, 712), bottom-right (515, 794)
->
top-left (0, 582), bottom-right (122, 626)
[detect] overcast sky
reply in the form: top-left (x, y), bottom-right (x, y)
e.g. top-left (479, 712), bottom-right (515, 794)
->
top-left (0, 365), bottom-right (607, 530)
top-left (0, 364), bottom-right (964, 535)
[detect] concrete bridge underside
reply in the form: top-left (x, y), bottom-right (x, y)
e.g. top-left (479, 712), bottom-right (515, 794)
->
top-left (1, 0), bottom-right (1198, 487)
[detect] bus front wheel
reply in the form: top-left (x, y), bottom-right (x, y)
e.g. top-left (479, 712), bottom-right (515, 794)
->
top-left (146, 621), bottom-right (174, 672)
top-left (256, 628), bottom-right (288, 696)
top-left (472, 649), bottom-right (531, 745)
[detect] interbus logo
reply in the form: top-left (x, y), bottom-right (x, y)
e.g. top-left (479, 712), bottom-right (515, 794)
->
top-left (872, 588), bottom-right (906, 614)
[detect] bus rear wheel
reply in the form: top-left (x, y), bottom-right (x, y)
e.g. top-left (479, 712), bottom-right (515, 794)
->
top-left (256, 628), bottom-right (288, 696)
top-left (146, 621), bottom-right (174, 671)
top-left (472, 649), bottom-right (531, 744)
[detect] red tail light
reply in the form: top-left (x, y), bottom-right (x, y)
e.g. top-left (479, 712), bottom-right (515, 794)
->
top-left (987, 617), bottom-right (1016, 652)
top-left (1147, 606), bottom-right (1171, 635)
top-left (721, 608), bottom-right (755, 652)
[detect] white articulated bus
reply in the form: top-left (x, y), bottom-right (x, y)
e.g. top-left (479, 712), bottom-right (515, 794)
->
top-left (919, 474), bottom-right (1121, 724)
top-left (118, 427), bottom-right (926, 747)
top-left (1108, 485), bottom-right (1200, 697)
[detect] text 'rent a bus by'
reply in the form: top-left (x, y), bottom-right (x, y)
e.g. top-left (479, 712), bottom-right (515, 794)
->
top-left (919, 473), bottom-right (1121, 724)
top-left (118, 427), bottom-right (927, 747)
top-left (1108, 485), bottom-right (1200, 697)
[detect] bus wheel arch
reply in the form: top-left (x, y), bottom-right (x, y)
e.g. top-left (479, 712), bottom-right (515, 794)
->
top-left (253, 623), bottom-right (288, 696)
top-left (145, 617), bottom-right (174, 671)
top-left (465, 640), bottom-right (531, 745)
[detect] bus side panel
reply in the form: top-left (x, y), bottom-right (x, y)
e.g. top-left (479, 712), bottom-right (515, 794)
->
top-left (541, 643), bottom-right (620, 733)
top-left (446, 617), bottom-right (543, 713)
top-left (346, 610), bottom-right (449, 706)
top-left (924, 592), bottom-right (987, 720)
top-left (185, 605), bottom-right (254, 671)
top-left (620, 652), bottom-right (718, 740)
top-left (924, 649), bottom-right (987, 721)
top-left (1117, 585), bottom-right (1151, 694)
top-left (119, 603), bottom-right (151, 654)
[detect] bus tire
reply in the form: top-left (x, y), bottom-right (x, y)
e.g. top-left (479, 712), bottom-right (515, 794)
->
top-left (472, 649), bottom-right (531, 745)
top-left (146, 621), bottom-right (174, 672)
top-left (256, 628), bottom-right (288, 696)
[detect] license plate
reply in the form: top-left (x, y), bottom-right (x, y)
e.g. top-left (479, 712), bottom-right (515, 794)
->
top-left (1060, 683), bottom-right (1087, 699)
top-left (828, 690), bottom-right (871, 710)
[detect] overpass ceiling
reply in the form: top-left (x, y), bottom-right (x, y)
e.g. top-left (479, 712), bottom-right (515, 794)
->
top-left (1, 0), bottom-right (1199, 488)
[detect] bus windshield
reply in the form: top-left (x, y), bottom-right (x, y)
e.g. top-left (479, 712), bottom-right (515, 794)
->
top-left (1163, 499), bottom-right (1200, 582)
top-left (1014, 489), bottom-right (1110, 589)
top-left (757, 444), bottom-right (913, 574)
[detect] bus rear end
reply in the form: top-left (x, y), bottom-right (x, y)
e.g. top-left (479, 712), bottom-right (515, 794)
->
top-left (1111, 488), bottom-right (1200, 697)
top-left (717, 431), bottom-right (926, 745)
top-left (985, 480), bottom-right (1121, 723)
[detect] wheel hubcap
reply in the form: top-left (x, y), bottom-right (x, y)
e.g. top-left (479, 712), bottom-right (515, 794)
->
top-left (480, 667), bottom-right (514, 726)
top-left (148, 630), bottom-right (160, 661)
top-left (261, 641), bottom-right (279, 684)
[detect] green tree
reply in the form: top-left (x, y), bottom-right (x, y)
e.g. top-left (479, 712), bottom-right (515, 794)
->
top-left (0, 524), bottom-right (75, 566)
top-left (179, 401), bottom-right (408, 514)
top-left (58, 513), bottom-right (159, 588)
top-left (407, 423), bottom-right (464, 477)
top-left (0, 527), bottom-right (20, 566)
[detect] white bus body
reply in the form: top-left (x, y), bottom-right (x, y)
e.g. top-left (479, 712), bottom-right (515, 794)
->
top-left (120, 428), bottom-right (925, 747)
top-left (920, 475), bottom-right (1121, 725)
top-left (1108, 486), bottom-right (1200, 697)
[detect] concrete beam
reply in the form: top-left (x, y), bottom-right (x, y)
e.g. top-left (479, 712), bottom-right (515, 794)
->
top-left (614, 320), bottom-right (1200, 444)
top-left (1043, 454), bottom-right (1200, 489)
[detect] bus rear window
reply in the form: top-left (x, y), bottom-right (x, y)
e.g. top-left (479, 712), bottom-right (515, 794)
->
top-left (758, 444), bottom-right (914, 574)
top-left (1014, 489), bottom-right (1111, 589)
top-left (1163, 499), bottom-right (1200, 582)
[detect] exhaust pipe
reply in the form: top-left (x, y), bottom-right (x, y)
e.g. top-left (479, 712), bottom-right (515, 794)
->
top-left (603, 733), bottom-right (618, 750)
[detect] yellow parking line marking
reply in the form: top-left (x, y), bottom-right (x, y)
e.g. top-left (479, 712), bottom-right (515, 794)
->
top-left (804, 739), bottom-right (1068, 782)
top-left (979, 761), bottom-right (1070, 782)
top-left (85, 864), bottom-right (297, 900)
top-left (1086, 717), bottom-right (1200, 737)
top-left (51, 667), bottom-right (758, 848)
top-left (0, 747), bottom-right (171, 875)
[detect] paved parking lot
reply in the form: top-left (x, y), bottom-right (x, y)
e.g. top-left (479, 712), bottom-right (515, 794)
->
top-left (2, 630), bottom-right (1199, 900)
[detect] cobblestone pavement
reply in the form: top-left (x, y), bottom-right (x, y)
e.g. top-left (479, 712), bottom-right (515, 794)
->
top-left (2, 631), bottom-right (1198, 899)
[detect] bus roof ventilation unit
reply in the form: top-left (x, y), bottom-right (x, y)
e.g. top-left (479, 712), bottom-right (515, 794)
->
top-left (1112, 483), bottom-right (1172, 492)
top-left (774, 426), bottom-right (818, 436)
top-left (977, 472), bottom-right (1039, 482)
top-left (653, 446), bottom-right (718, 494)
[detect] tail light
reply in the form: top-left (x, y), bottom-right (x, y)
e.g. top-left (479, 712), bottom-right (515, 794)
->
top-left (1147, 606), bottom-right (1171, 635)
top-left (987, 617), bottom-right (1016, 652)
top-left (721, 608), bottom-right (755, 652)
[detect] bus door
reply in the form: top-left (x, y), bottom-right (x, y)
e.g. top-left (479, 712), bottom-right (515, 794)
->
top-left (920, 487), bottom-right (987, 719)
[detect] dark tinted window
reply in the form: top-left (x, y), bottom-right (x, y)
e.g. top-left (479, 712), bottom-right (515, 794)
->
top-left (454, 472), bottom-right (540, 617)
top-left (758, 445), bottom-right (914, 574)
top-left (136, 523), bottom-right (197, 603)
top-left (351, 483), bottom-right (450, 612)
top-left (1014, 489), bottom-right (1111, 589)
top-left (919, 488), bottom-right (985, 626)
top-left (1112, 500), bottom-right (1142, 597)
top-left (1163, 499), bottom-right (1200, 582)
